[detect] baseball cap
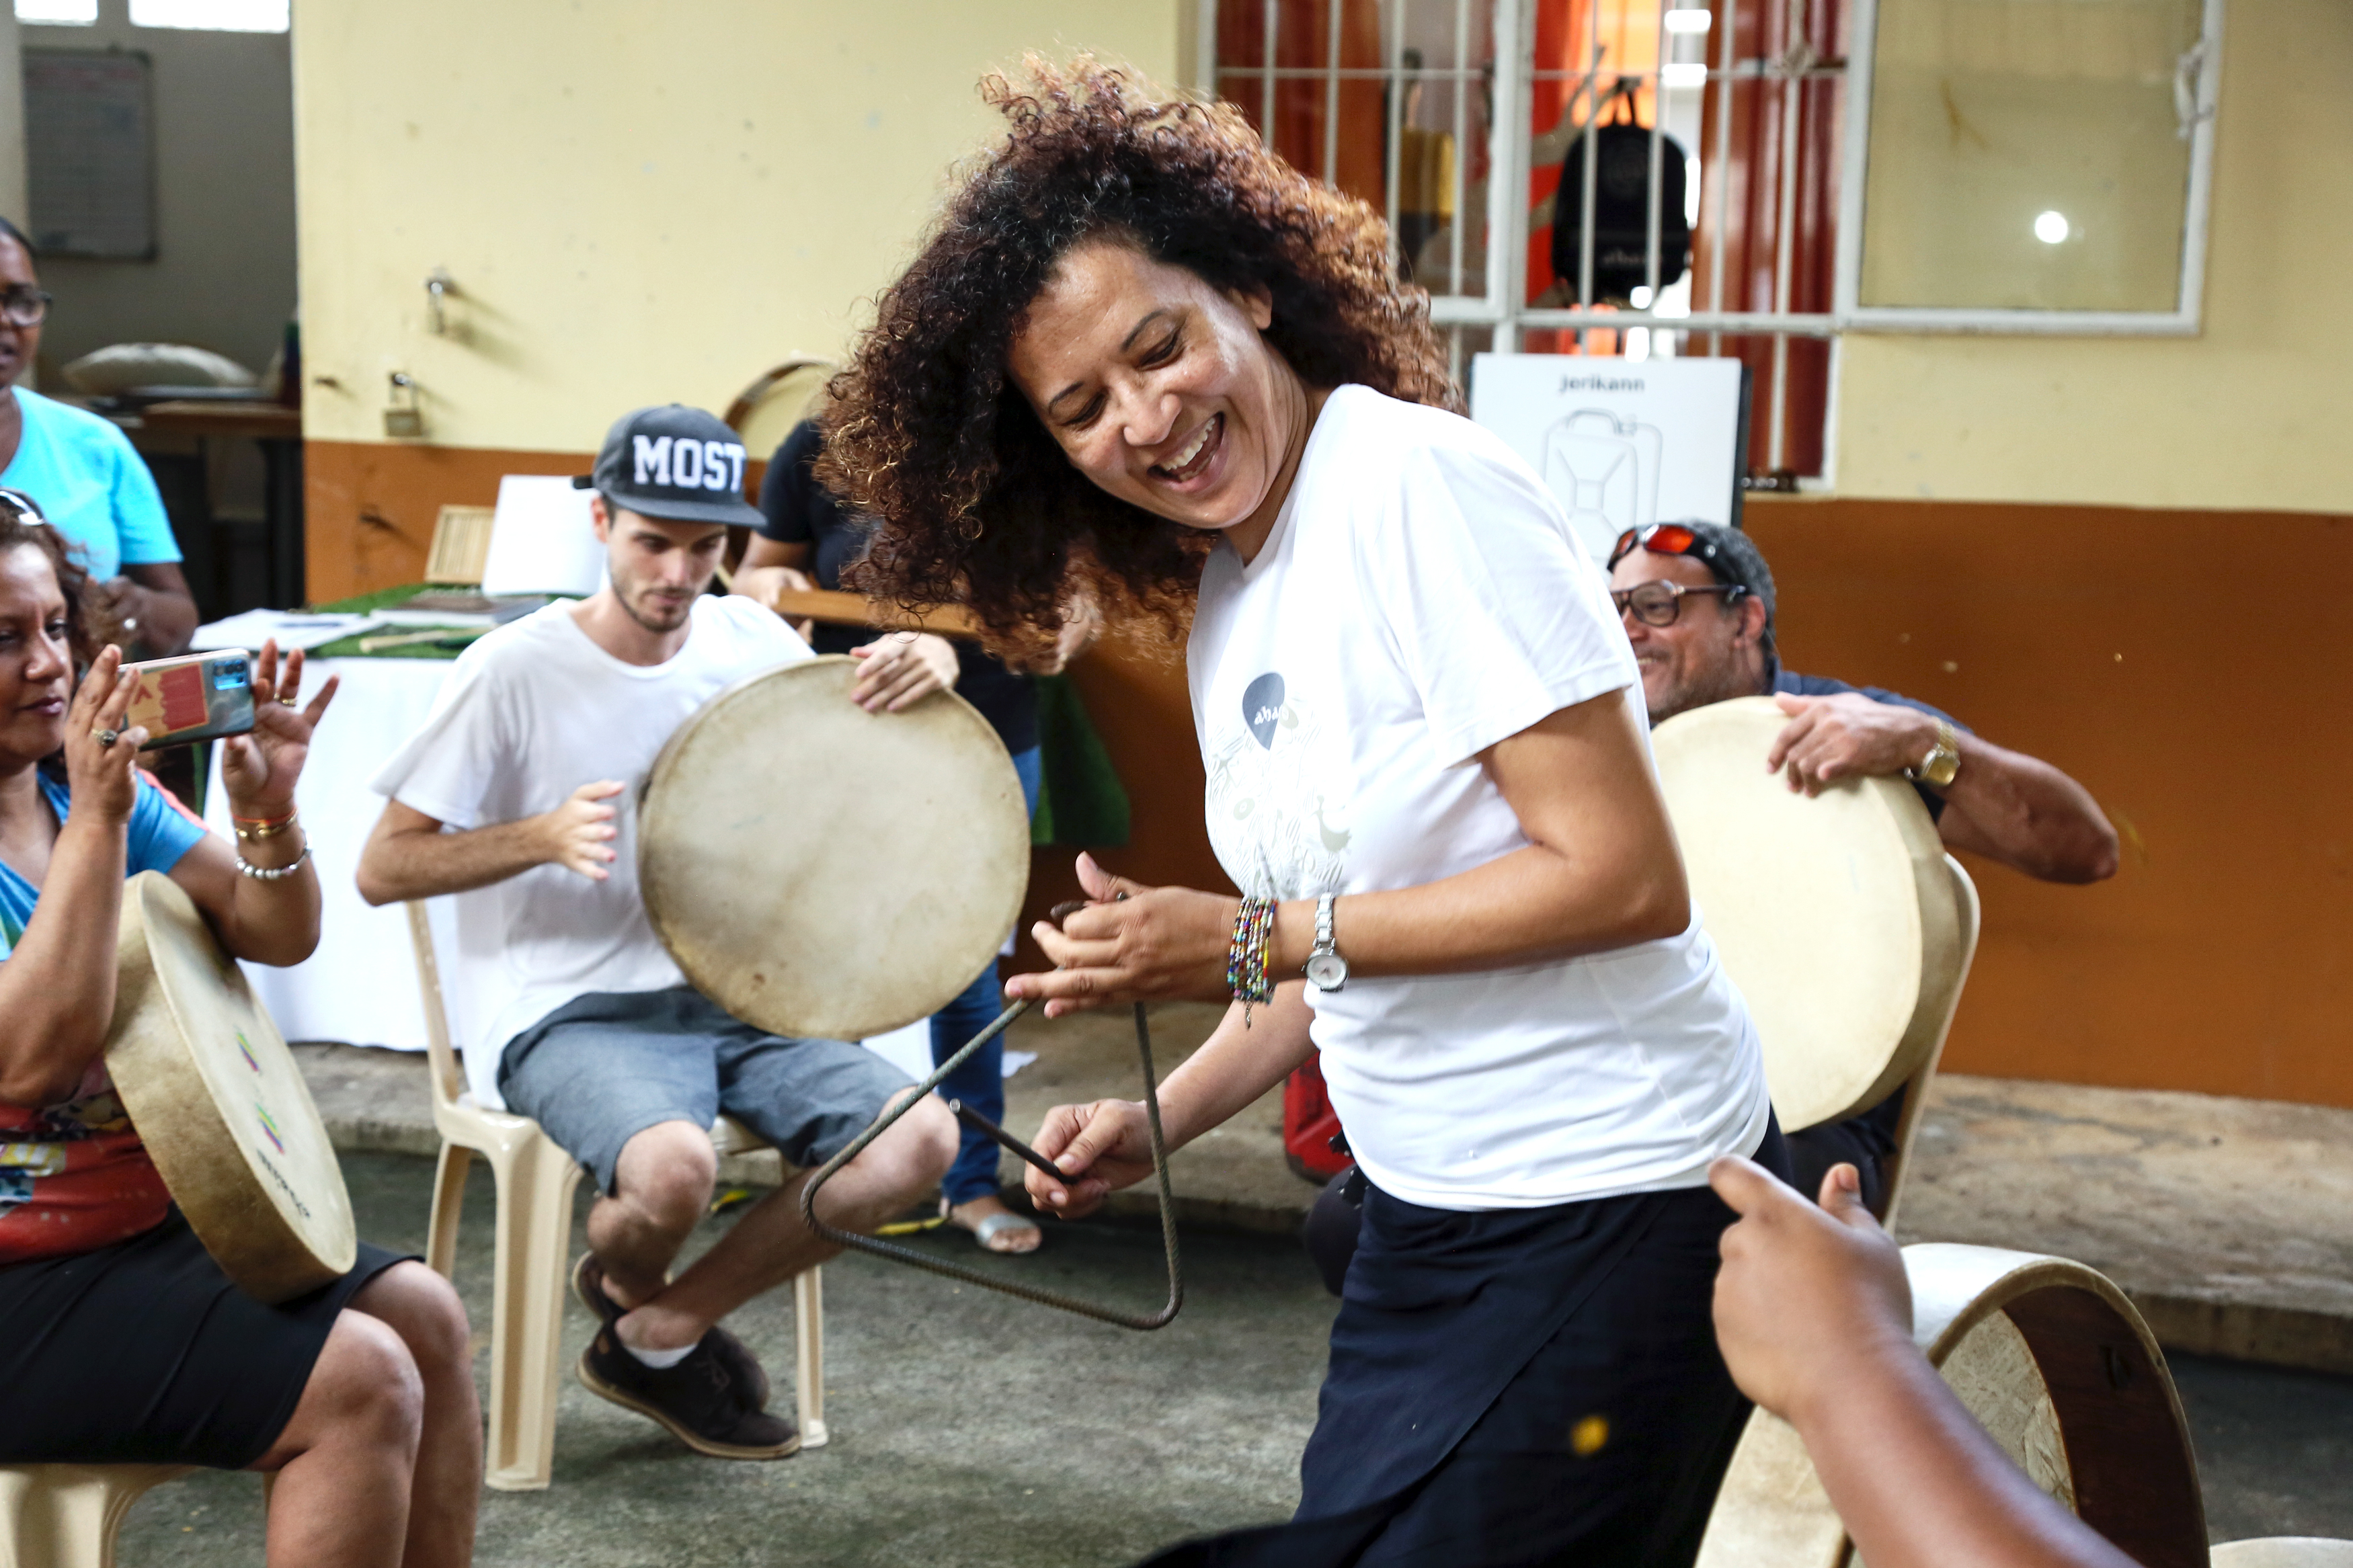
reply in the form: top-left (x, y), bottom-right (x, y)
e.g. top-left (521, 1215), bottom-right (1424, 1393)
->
top-left (573, 404), bottom-right (762, 527)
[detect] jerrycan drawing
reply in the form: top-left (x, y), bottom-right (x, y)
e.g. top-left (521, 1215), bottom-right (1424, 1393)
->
top-left (1542, 409), bottom-right (1663, 544)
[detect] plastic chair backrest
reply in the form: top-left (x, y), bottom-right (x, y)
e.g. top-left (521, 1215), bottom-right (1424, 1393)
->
top-left (1880, 856), bottom-right (1980, 1229)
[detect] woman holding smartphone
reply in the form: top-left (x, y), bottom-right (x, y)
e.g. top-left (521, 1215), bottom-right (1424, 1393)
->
top-left (0, 491), bottom-right (481, 1568)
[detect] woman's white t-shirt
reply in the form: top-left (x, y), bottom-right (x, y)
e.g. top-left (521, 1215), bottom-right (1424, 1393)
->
top-left (1187, 385), bottom-right (1769, 1210)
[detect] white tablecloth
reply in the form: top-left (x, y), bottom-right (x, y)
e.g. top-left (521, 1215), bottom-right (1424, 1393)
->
top-left (203, 656), bottom-right (458, 1051)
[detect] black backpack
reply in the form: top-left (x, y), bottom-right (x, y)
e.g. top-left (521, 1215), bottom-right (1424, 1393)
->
top-left (1550, 91), bottom-right (1691, 304)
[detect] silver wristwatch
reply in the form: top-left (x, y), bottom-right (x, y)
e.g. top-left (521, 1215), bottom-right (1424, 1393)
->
top-left (1304, 894), bottom-right (1348, 992)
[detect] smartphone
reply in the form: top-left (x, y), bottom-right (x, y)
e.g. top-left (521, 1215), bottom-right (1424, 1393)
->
top-left (119, 651), bottom-right (257, 748)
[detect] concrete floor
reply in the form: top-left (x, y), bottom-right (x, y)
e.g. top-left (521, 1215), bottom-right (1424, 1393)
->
top-left (298, 999), bottom-right (2353, 1377)
top-left (112, 1151), bottom-right (2353, 1567)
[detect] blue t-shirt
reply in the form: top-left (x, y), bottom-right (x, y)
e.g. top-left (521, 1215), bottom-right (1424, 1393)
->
top-left (1772, 668), bottom-right (1969, 822)
top-left (0, 387), bottom-right (180, 580)
top-left (0, 769), bottom-right (207, 960)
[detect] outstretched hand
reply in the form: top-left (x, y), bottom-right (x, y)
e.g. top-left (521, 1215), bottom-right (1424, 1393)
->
top-left (1002, 852), bottom-right (1236, 1018)
top-left (218, 640), bottom-right (340, 819)
top-left (535, 779), bottom-right (625, 880)
top-left (1709, 1155), bottom-right (1914, 1427)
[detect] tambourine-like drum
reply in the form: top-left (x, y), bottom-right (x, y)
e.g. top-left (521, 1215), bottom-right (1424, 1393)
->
top-left (1652, 696), bottom-right (1970, 1133)
top-left (637, 656), bottom-right (1031, 1042)
top-left (105, 871), bottom-right (357, 1303)
top-left (1696, 1244), bottom-right (2208, 1568)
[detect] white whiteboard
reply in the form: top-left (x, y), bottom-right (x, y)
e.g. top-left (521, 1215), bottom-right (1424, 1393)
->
top-left (1469, 354), bottom-right (1748, 565)
top-left (25, 50), bottom-right (155, 260)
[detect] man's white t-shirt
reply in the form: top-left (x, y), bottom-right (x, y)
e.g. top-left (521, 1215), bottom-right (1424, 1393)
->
top-left (1187, 384), bottom-right (1769, 1210)
top-left (372, 595), bottom-right (809, 1108)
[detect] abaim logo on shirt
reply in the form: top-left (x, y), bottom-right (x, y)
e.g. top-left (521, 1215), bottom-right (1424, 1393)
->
top-left (633, 435), bottom-right (748, 495)
top-left (1243, 671), bottom-right (1285, 749)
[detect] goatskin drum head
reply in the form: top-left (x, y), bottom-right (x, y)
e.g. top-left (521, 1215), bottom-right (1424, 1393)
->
top-left (1651, 696), bottom-right (1964, 1132)
top-left (638, 656), bottom-right (1030, 1042)
top-left (106, 871), bottom-right (357, 1303)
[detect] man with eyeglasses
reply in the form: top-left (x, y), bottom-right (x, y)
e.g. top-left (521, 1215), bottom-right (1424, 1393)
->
top-left (0, 216), bottom-right (198, 655)
top-left (1607, 521), bottom-right (2117, 1212)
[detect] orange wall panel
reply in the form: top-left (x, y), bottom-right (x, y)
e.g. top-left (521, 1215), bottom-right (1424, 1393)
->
top-left (1748, 497), bottom-right (2353, 1107)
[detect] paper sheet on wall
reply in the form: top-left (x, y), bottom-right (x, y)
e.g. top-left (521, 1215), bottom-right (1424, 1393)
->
top-left (1468, 354), bottom-right (1748, 565)
top-left (479, 477), bottom-right (606, 596)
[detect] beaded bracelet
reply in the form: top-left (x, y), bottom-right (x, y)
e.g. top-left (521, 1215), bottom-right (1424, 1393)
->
top-left (235, 842), bottom-right (313, 881)
top-left (234, 811), bottom-right (299, 842)
top-left (1226, 895), bottom-right (1276, 1025)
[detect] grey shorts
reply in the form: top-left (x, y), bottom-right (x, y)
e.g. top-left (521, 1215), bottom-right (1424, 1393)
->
top-left (497, 987), bottom-right (913, 1196)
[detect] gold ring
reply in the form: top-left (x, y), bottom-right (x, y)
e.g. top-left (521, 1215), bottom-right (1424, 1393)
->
top-left (279, 694), bottom-right (298, 706)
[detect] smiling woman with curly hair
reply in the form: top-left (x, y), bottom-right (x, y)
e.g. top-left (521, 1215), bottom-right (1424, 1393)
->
top-left (828, 58), bottom-right (1781, 1568)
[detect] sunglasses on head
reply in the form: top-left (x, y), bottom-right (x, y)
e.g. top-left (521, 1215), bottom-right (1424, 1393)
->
top-left (0, 487), bottom-right (48, 526)
top-left (1607, 523), bottom-right (1720, 571)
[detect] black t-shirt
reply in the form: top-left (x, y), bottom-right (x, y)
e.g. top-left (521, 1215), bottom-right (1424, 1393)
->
top-left (756, 421), bottom-right (1037, 754)
top-left (1771, 668), bottom-right (1968, 821)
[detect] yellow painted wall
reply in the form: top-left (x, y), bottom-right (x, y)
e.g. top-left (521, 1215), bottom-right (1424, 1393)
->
top-left (1833, 0), bottom-right (2353, 513)
top-left (293, 0), bottom-right (1187, 452)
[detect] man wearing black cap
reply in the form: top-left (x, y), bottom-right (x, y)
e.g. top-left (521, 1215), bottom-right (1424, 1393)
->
top-left (358, 405), bottom-right (958, 1461)
top-left (1605, 522), bottom-right (2117, 1210)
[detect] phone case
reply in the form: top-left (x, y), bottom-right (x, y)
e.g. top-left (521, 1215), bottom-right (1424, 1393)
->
top-left (121, 652), bottom-right (257, 748)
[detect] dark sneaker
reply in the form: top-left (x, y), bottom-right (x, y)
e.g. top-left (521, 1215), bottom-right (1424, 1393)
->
top-left (577, 1328), bottom-right (799, 1460)
top-left (572, 1253), bottom-right (772, 1413)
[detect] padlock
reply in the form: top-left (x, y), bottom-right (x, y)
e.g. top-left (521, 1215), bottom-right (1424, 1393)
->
top-left (383, 371), bottom-right (424, 438)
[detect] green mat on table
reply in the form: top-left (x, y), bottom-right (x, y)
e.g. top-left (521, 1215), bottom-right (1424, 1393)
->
top-left (304, 583), bottom-right (505, 659)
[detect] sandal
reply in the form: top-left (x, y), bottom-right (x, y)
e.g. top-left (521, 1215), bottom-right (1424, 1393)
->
top-left (949, 1199), bottom-right (1041, 1255)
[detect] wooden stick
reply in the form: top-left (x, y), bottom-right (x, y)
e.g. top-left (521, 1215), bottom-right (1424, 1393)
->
top-left (766, 587), bottom-right (982, 638)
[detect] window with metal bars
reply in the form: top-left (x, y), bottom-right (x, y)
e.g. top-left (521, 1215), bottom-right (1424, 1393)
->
top-left (1203, 0), bottom-right (2223, 487)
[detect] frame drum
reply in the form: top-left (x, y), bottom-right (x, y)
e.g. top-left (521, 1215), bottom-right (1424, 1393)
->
top-left (637, 656), bottom-right (1031, 1042)
top-left (1696, 1244), bottom-right (2208, 1568)
top-left (105, 871), bottom-right (357, 1303)
top-left (1652, 696), bottom-right (1968, 1132)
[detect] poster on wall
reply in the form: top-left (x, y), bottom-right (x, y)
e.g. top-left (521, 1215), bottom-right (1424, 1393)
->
top-left (25, 50), bottom-right (156, 260)
top-left (1468, 354), bottom-right (1749, 565)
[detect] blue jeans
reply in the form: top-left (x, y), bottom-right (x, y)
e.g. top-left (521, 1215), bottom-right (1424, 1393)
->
top-left (931, 745), bottom-right (1041, 1206)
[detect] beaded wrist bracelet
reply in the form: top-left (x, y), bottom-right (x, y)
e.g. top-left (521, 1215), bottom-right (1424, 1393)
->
top-left (235, 841), bottom-right (313, 881)
top-left (1226, 895), bottom-right (1276, 1025)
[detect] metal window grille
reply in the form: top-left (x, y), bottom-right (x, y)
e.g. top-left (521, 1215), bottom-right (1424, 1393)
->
top-left (1202, 0), bottom-right (2224, 485)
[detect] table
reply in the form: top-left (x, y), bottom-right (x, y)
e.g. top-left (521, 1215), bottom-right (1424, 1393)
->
top-left (202, 655), bottom-right (457, 1050)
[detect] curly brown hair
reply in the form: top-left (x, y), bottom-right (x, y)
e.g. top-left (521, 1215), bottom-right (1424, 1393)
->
top-left (820, 56), bottom-right (1456, 658)
top-left (0, 489), bottom-right (110, 667)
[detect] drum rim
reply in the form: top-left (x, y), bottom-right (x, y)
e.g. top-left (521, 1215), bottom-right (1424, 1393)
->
top-left (637, 655), bottom-right (1031, 1042)
top-left (1653, 696), bottom-right (1968, 1131)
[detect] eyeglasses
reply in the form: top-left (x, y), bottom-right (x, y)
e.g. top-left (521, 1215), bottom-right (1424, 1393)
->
top-left (1607, 522), bottom-right (1720, 571)
top-left (1611, 579), bottom-right (1746, 628)
top-left (0, 287), bottom-right (51, 329)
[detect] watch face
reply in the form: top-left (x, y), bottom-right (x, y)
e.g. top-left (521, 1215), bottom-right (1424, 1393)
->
top-left (1306, 952), bottom-right (1349, 991)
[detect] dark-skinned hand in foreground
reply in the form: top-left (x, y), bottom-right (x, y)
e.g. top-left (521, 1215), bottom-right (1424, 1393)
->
top-left (1709, 1156), bottom-right (2143, 1568)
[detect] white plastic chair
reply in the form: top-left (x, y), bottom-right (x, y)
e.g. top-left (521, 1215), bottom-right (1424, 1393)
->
top-left (0, 1464), bottom-right (190, 1568)
top-left (404, 903), bottom-right (827, 1491)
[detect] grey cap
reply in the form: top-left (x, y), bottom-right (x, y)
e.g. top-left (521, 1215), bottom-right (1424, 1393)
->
top-left (574, 404), bottom-right (762, 527)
